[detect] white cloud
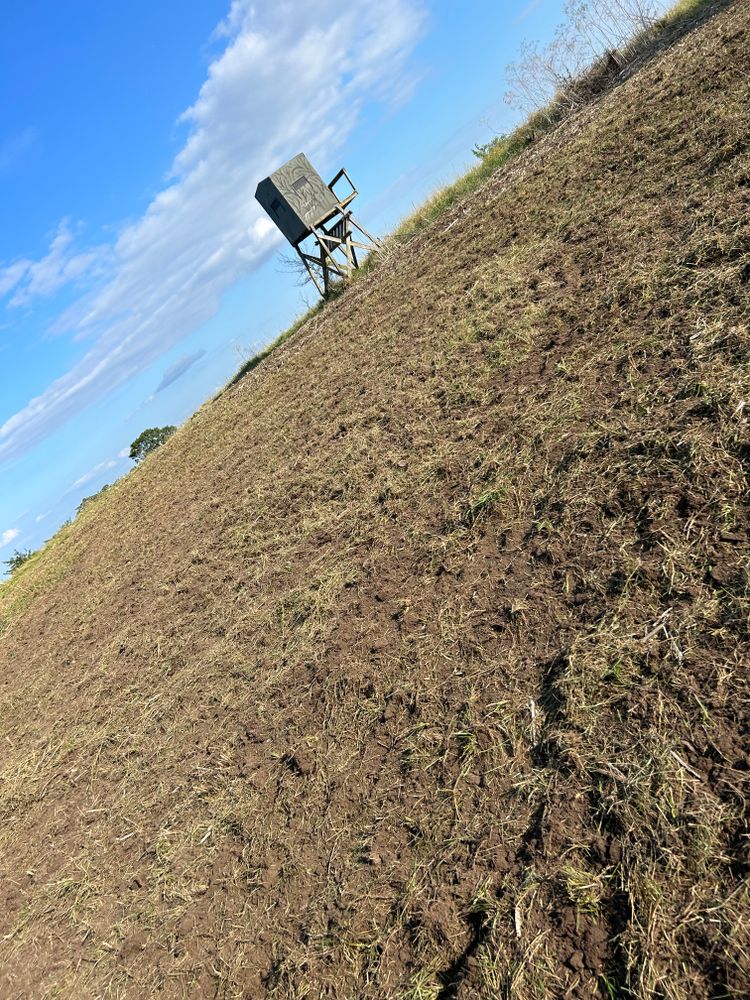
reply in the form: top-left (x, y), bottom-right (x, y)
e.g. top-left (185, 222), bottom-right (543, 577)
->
top-left (1, 220), bottom-right (105, 308)
top-left (71, 458), bottom-right (119, 491)
top-left (0, 0), bottom-right (425, 465)
top-left (1, 528), bottom-right (20, 548)
top-left (212, 0), bottom-right (248, 40)
top-left (35, 511), bottom-right (50, 523)
top-left (0, 259), bottom-right (31, 297)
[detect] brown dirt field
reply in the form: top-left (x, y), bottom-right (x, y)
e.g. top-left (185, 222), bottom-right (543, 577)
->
top-left (1, 3), bottom-right (749, 997)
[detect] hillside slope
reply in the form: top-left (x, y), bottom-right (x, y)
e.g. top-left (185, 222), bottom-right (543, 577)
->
top-left (1, 4), bottom-right (749, 997)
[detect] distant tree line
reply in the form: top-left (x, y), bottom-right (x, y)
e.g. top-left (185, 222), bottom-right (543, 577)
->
top-left (129, 425), bottom-right (176, 463)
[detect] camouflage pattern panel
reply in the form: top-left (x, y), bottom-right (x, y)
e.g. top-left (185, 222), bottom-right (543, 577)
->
top-left (273, 153), bottom-right (338, 231)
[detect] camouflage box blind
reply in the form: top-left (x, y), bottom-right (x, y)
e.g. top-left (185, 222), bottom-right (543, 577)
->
top-left (255, 153), bottom-right (339, 246)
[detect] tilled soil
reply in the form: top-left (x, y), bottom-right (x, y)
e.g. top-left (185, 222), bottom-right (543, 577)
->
top-left (1, 2), bottom-right (749, 997)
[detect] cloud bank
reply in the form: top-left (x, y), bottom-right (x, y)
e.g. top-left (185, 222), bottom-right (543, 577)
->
top-left (0, 220), bottom-right (105, 308)
top-left (0, 0), bottom-right (424, 465)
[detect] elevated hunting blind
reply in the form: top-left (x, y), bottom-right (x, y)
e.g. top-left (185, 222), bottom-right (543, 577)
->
top-left (255, 152), bottom-right (382, 297)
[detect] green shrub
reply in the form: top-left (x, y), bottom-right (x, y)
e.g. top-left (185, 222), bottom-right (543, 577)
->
top-left (4, 549), bottom-right (35, 574)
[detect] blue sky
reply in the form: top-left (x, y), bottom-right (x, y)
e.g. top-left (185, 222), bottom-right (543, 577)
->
top-left (0, 0), bottom-right (627, 568)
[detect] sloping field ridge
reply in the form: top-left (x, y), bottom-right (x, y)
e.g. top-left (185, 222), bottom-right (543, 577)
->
top-left (1, 3), bottom-right (749, 997)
